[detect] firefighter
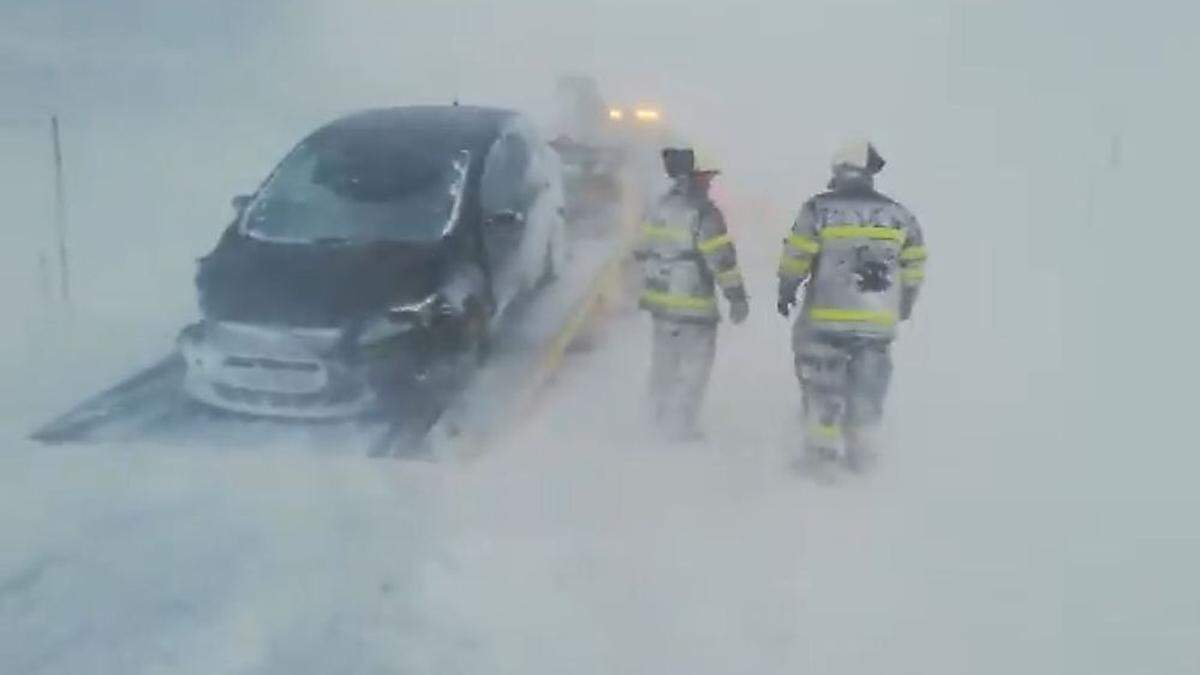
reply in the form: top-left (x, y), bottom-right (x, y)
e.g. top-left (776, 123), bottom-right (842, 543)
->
top-left (777, 141), bottom-right (926, 471)
top-left (634, 148), bottom-right (749, 440)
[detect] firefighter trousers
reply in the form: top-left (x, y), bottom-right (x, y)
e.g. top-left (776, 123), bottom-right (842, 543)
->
top-left (648, 318), bottom-right (717, 440)
top-left (792, 325), bottom-right (893, 454)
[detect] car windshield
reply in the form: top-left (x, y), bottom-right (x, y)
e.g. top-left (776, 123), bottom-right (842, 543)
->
top-left (243, 129), bottom-right (470, 243)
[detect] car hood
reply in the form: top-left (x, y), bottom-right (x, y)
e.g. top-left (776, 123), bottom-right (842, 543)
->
top-left (197, 233), bottom-right (446, 328)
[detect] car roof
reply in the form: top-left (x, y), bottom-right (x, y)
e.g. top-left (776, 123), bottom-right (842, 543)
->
top-left (316, 106), bottom-right (519, 158)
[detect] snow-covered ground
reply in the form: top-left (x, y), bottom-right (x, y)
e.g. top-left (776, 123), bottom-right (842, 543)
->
top-left (4, 182), bottom-right (1197, 674)
top-left (4, 1), bottom-right (1199, 673)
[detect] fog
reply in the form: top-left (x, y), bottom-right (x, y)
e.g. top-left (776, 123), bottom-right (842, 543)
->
top-left (2, 1), bottom-right (1198, 673)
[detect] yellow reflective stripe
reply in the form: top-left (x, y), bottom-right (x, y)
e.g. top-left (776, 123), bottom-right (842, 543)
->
top-left (809, 307), bottom-right (897, 326)
top-left (809, 424), bottom-right (843, 441)
top-left (900, 245), bottom-right (928, 262)
top-left (786, 233), bottom-right (820, 254)
top-left (778, 256), bottom-right (811, 277)
top-left (821, 225), bottom-right (906, 242)
top-left (640, 290), bottom-right (717, 312)
top-left (902, 267), bottom-right (925, 284)
top-left (641, 224), bottom-right (689, 243)
top-left (697, 233), bottom-right (733, 254)
top-left (715, 267), bottom-right (744, 288)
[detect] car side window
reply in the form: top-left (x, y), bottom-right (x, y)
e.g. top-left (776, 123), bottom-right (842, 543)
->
top-left (480, 132), bottom-right (532, 216)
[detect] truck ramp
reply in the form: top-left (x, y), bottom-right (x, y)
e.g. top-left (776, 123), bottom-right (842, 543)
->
top-left (29, 238), bottom-right (629, 458)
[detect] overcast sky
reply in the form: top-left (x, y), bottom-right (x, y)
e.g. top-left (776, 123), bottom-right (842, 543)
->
top-left (4, 0), bottom-right (1193, 191)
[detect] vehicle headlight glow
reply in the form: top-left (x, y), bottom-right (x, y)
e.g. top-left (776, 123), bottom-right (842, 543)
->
top-left (634, 108), bottom-right (661, 122)
top-left (387, 293), bottom-right (446, 326)
top-left (608, 108), bottom-right (624, 121)
top-left (358, 293), bottom-right (450, 346)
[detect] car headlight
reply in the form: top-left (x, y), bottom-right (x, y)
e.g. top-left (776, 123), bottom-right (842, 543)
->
top-left (388, 293), bottom-right (453, 326)
top-left (357, 293), bottom-right (454, 346)
top-left (634, 108), bottom-right (661, 122)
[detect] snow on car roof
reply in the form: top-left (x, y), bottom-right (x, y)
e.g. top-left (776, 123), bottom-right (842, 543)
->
top-left (319, 105), bottom-right (517, 157)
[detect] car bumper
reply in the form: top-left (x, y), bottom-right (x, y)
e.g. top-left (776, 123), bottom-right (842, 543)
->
top-left (179, 322), bottom-right (376, 419)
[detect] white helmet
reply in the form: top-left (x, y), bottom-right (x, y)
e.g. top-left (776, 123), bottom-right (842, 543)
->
top-left (692, 148), bottom-right (720, 175)
top-left (831, 139), bottom-right (886, 175)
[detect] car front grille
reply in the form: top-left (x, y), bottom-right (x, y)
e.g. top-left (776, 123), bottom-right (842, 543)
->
top-left (214, 380), bottom-right (364, 408)
top-left (223, 356), bottom-right (321, 373)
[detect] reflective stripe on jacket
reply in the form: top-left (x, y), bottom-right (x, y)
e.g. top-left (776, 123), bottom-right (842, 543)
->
top-left (778, 186), bottom-right (925, 338)
top-left (636, 185), bottom-right (745, 323)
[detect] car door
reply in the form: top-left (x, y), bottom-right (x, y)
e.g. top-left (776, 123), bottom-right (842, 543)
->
top-left (522, 129), bottom-right (566, 275)
top-left (479, 127), bottom-right (533, 310)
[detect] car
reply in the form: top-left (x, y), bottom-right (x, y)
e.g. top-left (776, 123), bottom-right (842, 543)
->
top-left (178, 105), bottom-right (568, 419)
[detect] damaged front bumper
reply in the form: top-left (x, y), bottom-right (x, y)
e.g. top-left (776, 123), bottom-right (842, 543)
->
top-left (179, 321), bottom-right (375, 419)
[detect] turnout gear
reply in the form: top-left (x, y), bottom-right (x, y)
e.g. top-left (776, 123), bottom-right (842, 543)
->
top-left (649, 320), bottom-right (717, 440)
top-left (778, 142), bottom-right (925, 466)
top-left (636, 150), bottom-right (747, 438)
top-left (793, 327), bottom-right (893, 470)
top-left (636, 170), bottom-right (747, 324)
top-left (729, 296), bottom-right (750, 324)
top-left (778, 145), bottom-right (925, 339)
